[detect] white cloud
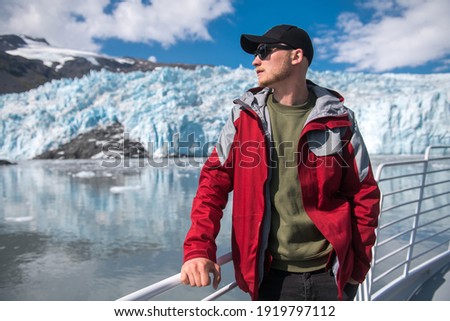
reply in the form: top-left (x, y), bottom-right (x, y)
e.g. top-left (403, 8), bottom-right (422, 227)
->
top-left (0, 0), bottom-right (233, 52)
top-left (356, 0), bottom-right (398, 16)
top-left (317, 0), bottom-right (450, 72)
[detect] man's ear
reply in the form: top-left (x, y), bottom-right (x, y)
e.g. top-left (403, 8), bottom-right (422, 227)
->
top-left (291, 48), bottom-right (304, 65)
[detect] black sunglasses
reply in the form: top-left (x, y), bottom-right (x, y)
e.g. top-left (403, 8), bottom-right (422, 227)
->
top-left (254, 43), bottom-right (293, 60)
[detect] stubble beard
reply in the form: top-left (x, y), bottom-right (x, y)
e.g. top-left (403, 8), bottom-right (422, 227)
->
top-left (258, 56), bottom-right (292, 88)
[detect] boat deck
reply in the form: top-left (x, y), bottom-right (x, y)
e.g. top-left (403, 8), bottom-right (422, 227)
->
top-left (410, 262), bottom-right (449, 300)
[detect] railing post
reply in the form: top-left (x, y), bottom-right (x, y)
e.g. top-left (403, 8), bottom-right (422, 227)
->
top-left (358, 165), bottom-right (385, 301)
top-left (405, 156), bottom-right (428, 276)
top-left (425, 146), bottom-right (450, 254)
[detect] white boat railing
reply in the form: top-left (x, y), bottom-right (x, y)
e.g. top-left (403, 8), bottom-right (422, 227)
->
top-left (117, 145), bottom-right (450, 301)
top-left (357, 145), bottom-right (450, 300)
top-left (117, 252), bottom-right (236, 301)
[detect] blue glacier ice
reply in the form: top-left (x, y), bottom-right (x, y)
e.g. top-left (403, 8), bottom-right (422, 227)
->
top-left (0, 66), bottom-right (449, 161)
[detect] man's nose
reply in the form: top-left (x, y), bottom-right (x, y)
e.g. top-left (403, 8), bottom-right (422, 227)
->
top-left (252, 55), bottom-right (261, 66)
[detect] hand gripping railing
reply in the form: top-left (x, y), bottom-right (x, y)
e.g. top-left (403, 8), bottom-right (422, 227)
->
top-left (116, 252), bottom-right (236, 301)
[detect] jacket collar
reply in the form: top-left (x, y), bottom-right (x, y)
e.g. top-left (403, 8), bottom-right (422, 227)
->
top-left (236, 80), bottom-right (348, 121)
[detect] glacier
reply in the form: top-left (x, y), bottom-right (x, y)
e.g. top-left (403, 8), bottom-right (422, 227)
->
top-left (0, 66), bottom-right (449, 161)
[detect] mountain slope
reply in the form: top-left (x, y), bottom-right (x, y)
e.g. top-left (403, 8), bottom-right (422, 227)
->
top-left (0, 34), bottom-right (198, 94)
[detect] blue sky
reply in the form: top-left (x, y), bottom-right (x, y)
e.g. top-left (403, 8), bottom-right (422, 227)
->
top-left (1, 0), bottom-right (449, 73)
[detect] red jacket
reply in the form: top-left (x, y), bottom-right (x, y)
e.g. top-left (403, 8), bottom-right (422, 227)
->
top-left (183, 82), bottom-right (380, 300)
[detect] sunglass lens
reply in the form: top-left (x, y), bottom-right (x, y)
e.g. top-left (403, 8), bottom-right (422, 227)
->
top-left (255, 45), bottom-right (268, 60)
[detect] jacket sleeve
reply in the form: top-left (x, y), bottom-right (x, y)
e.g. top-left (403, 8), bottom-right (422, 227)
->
top-left (183, 113), bottom-right (236, 263)
top-left (341, 114), bottom-right (381, 283)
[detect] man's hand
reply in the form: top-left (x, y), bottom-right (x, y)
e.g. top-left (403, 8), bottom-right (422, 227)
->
top-left (180, 258), bottom-right (221, 289)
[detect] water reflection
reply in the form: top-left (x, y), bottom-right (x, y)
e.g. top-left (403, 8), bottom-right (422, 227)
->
top-left (1, 160), bottom-right (206, 249)
top-left (0, 159), bottom-right (236, 300)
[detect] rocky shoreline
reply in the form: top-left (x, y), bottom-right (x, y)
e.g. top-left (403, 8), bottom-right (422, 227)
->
top-left (1, 122), bottom-right (149, 164)
top-left (33, 122), bottom-right (148, 160)
top-left (0, 159), bottom-right (16, 165)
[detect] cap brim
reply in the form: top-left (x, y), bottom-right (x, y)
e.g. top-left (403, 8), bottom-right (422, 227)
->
top-left (240, 34), bottom-right (280, 54)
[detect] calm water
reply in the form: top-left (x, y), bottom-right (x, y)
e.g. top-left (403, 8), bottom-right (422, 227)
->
top-left (0, 155), bottom-right (447, 300)
top-left (0, 158), bottom-right (244, 300)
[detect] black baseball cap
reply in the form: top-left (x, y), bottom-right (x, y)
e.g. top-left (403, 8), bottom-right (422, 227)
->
top-left (240, 24), bottom-right (314, 65)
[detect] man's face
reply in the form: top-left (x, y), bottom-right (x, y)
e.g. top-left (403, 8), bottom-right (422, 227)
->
top-left (252, 44), bottom-right (293, 88)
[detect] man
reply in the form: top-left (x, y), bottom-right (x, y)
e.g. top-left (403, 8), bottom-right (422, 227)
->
top-left (180, 24), bottom-right (380, 301)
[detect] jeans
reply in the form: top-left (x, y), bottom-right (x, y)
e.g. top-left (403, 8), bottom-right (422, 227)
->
top-left (258, 268), bottom-right (359, 301)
